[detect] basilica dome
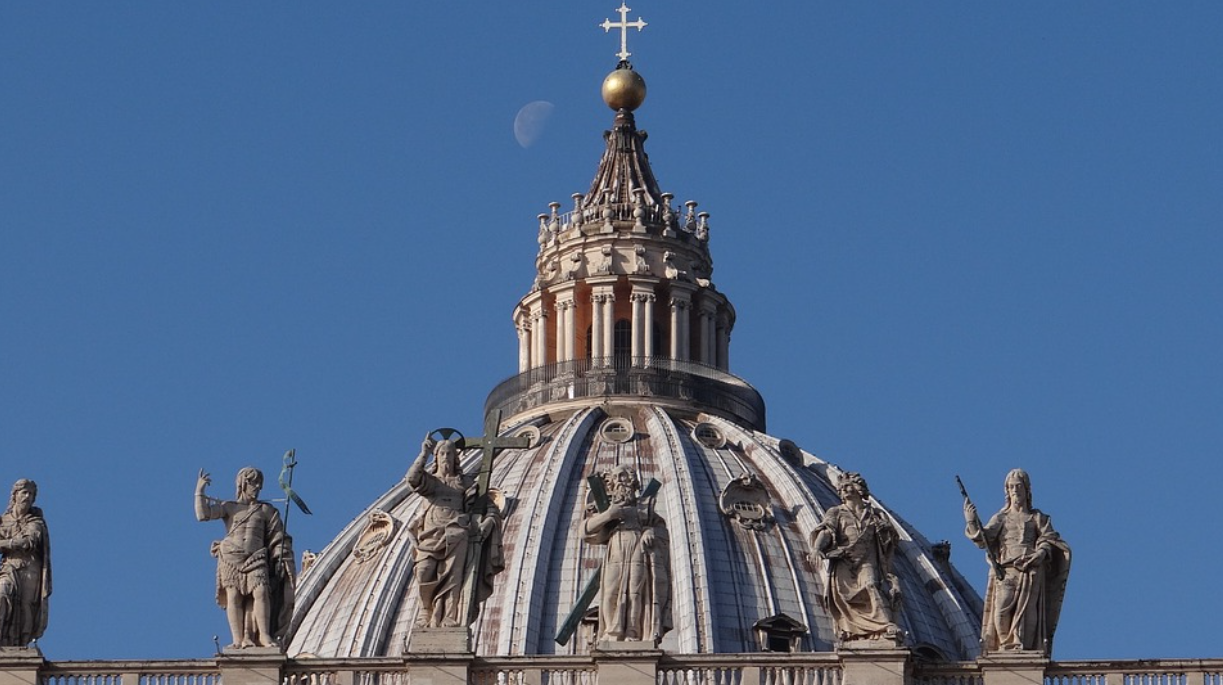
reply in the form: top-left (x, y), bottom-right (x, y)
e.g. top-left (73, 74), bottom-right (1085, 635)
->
top-left (286, 62), bottom-right (984, 661)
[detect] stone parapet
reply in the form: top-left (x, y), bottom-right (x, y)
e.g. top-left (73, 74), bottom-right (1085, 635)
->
top-left (16, 655), bottom-right (1223, 685)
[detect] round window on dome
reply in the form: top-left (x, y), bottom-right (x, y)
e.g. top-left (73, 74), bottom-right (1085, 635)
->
top-left (600, 418), bottom-right (634, 444)
top-left (692, 422), bottom-right (726, 449)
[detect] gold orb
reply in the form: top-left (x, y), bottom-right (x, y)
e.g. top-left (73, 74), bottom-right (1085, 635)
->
top-left (602, 67), bottom-right (647, 111)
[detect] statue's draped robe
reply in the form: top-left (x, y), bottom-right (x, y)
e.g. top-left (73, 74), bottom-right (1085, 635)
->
top-left (202, 499), bottom-right (294, 640)
top-left (969, 508), bottom-right (1070, 653)
top-left (0, 507), bottom-right (51, 647)
top-left (584, 501), bottom-right (672, 642)
top-left (814, 504), bottom-right (898, 640)
top-left (408, 470), bottom-right (505, 626)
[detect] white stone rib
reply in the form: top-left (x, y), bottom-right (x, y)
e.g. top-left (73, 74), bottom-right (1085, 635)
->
top-left (646, 407), bottom-right (715, 653)
top-left (490, 407), bottom-right (598, 655)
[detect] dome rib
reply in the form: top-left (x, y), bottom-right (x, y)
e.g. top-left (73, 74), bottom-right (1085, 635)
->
top-left (582, 109), bottom-right (663, 211)
top-left (482, 409), bottom-right (600, 654)
top-left (288, 478), bottom-right (415, 656)
top-left (645, 407), bottom-right (716, 652)
top-left (725, 426), bottom-right (831, 649)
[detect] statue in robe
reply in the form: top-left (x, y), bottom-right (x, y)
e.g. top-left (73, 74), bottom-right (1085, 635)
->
top-left (964, 468), bottom-right (1071, 654)
top-left (407, 436), bottom-right (505, 628)
top-left (583, 466), bottom-right (672, 644)
top-left (811, 472), bottom-right (902, 644)
top-left (0, 479), bottom-right (51, 648)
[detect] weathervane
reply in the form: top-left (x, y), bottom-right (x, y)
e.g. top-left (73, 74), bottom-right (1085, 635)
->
top-left (601, 2), bottom-right (647, 63)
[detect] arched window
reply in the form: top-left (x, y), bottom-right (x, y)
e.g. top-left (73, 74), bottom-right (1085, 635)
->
top-left (613, 319), bottom-right (632, 366)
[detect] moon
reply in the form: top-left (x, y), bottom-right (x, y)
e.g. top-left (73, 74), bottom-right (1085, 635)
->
top-left (514, 100), bottom-right (555, 148)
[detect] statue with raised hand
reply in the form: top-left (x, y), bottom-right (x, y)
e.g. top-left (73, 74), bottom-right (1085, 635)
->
top-left (964, 469), bottom-right (1071, 654)
top-left (196, 467), bottom-right (295, 650)
top-left (0, 479), bottom-right (51, 648)
top-left (407, 432), bottom-right (505, 629)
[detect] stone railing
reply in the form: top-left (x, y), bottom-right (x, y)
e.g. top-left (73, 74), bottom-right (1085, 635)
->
top-left (34, 660), bottom-right (222, 685)
top-left (484, 356), bottom-right (767, 431)
top-left (1043, 660), bottom-right (1223, 685)
top-left (656, 653), bottom-right (843, 685)
top-left (3, 653), bottom-right (1222, 685)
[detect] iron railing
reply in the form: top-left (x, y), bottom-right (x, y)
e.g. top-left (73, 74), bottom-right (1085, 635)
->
top-left (484, 356), bottom-right (766, 431)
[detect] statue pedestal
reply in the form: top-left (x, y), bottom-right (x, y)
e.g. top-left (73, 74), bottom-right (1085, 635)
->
top-left (407, 627), bottom-right (472, 655)
top-left (0, 648), bottom-right (44, 685)
top-left (592, 641), bottom-right (661, 685)
top-left (837, 647), bottom-right (910, 685)
top-left (980, 651), bottom-right (1049, 685)
top-left (406, 629), bottom-right (474, 685)
top-left (215, 647), bottom-right (286, 685)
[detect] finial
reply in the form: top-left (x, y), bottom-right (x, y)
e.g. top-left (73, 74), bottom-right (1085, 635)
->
top-left (599, 3), bottom-right (648, 111)
top-left (601, 3), bottom-right (647, 64)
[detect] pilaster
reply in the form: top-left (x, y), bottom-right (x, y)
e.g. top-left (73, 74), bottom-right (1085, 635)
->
top-left (552, 283), bottom-right (577, 363)
top-left (715, 310), bottom-right (731, 370)
top-left (668, 282), bottom-right (697, 361)
top-left (533, 308), bottom-right (549, 368)
top-left (515, 310), bottom-right (531, 373)
top-left (697, 297), bottom-right (718, 365)
top-left (628, 278), bottom-right (656, 365)
top-left (588, 278), bottom-right (618, 362)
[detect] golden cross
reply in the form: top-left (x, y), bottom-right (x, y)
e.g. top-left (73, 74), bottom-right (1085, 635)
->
top-left (600, 3), bottom-right (647, 63)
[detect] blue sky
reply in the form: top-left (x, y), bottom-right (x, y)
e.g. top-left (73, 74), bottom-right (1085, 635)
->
top-left (2, 2), bottom-right (1221, 661)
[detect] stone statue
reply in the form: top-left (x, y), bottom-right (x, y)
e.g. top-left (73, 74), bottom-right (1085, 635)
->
top-left (195, 467), bottom-right (296, 649)
top-left (0, 480), bottom-right (51, 648)
top-left (583, 466), bottom-right (672, 644)
top-left (963, 468), bottom-right (1070, 654)
top-left (811, 472), bottom-right (902, 644)
top-left (406, 436), bottom-right (505, 628)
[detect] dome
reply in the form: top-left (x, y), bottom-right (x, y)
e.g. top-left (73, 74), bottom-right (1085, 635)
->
top-left (288, 403), bottom-right (982, 659)
top-left (287, 53), bottom-right (984, 661)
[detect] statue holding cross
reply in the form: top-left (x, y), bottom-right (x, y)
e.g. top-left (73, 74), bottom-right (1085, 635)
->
top-left (582, 466), bottom-right (672, 645)
top-left (406, 411), bottom-right (530, 631)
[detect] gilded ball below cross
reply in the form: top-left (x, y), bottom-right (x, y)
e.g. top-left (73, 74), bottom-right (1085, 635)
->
top-left (602, 67), bottom-right (647, 111)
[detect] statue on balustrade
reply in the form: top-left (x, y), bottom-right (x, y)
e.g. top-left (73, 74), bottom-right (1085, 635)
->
top-left (407, 435), bottom-right (505, 628)
top-left (196, 467), bottom-right (296, 650)
top-left (0, 479), bottom-right (51, 648)
top-left (811, 472), bottom-right (902, 644)
top-left (583, 466), bottom-right (672, 644)
top-left (963, 468), bottom-right (1070, 654)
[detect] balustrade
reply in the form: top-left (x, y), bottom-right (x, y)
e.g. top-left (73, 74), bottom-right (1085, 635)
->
top-left (483, 356), bottom-right (766, 431)
top-left (9, 655), bottom-right (1221, 685)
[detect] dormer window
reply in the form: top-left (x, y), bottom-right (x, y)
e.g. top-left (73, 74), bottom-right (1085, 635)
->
top-left (753, 614), bottom-right (808, 653)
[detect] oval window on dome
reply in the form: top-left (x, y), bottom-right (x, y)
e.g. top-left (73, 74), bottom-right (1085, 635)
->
top-left (514, 425), bottom-right (541, 448)
top-left (692, 422), bottom-right (726, 449)
top-left (778, 439), bottom-right (802, 464)
top-left (600, 418), bottom-right (634, 444)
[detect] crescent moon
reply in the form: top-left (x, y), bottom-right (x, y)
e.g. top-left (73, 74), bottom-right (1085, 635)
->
top-left (514, 100), bottom-right (555, 148)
